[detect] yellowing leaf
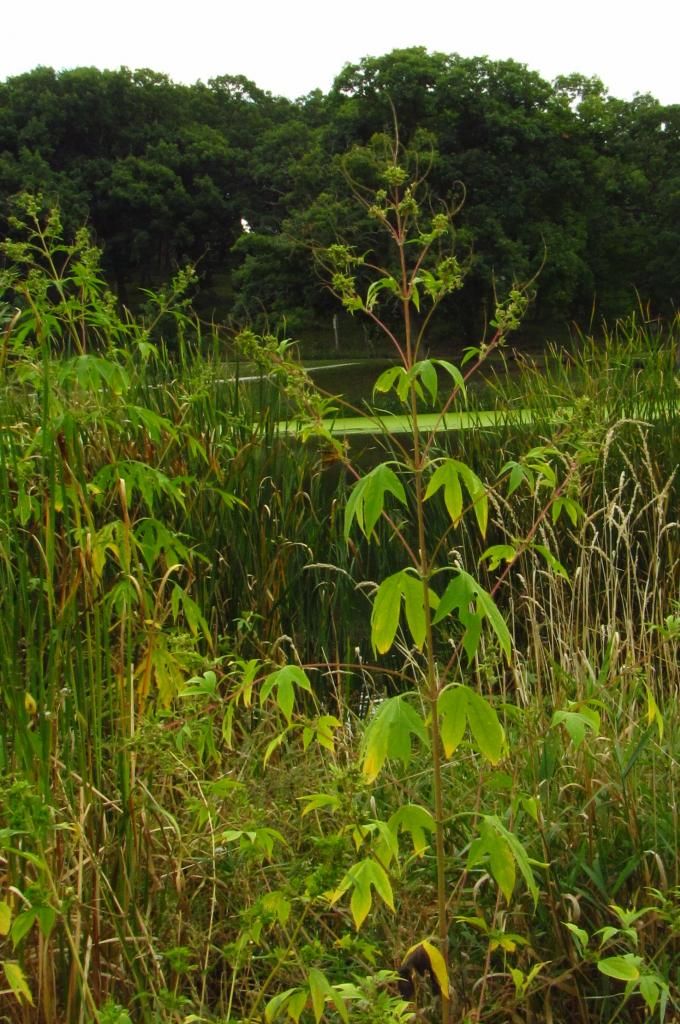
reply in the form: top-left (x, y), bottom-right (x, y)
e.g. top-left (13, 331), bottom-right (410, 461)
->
top-left (361, 696), bottom-right (428, 783)
top-left (419, 941), bottom-right (449, 997)
top-left (3, 961), bottom-right (33, 1005)
top-left (0, 902), bottom-right (11, 936)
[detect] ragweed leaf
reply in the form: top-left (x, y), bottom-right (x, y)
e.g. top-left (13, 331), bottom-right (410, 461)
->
top-left (433, 571), bottom-right (511, 663)
top-left (468, 816), bottom-right (541, 906)
top-left (260, 665), bottom-right (313, 725)
top-left (344, 463), bottom-right (406, 540)
top-left (308, 967), bottom-right (332, 1023)
top-left (371, 573), bottom-right (403, 654)
top-left (479, 544), bottom-right (517, 571)
top-left (438, 686), bottom-right (505, 763)
top-left (532, 543), bottom-right (569, 581)
top-left (3, 961), bottom-right (33, 1005)
top-left (388, 804), bottom-right (436, 857)
top-left (432, 358), bottom-right (466, 399)
top-left (551, 703), bottom-right (600, 749)
top-left (329, 859), bottom-right (395, 929)
top-left (0, 902), bottom-right (10, 935)
top-left (374, 365), bottom-right (407, 397)
top-left (437, 687), bottom-right (468, 758)
top-left (264, 987), bottom-right (300, 1024)
top-left (371, 570), bottom-right (438, 653)
top-left (298, 792), bottom-right (341, 818)
top-left (420, 941), bottom-right (449, 997)
top-left (425, 459), bottom-right (488, 535)
top-left (361, 695), bottom-right (428, 782)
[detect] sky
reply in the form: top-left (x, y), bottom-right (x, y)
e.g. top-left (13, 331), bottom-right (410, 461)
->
top-left (3, 0), bottom-right (679, 105)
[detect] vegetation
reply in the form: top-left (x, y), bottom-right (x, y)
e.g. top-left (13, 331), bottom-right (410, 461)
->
top-left (0, 133), bottom-right (679, 1024)
top-left (1, 49), bottom-right (679, 343)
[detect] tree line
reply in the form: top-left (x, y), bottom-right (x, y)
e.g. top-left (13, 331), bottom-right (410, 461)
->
top-left (1, 48), bottom-right (678, 346)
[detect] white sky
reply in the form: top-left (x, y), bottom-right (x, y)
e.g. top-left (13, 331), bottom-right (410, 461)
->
top-left (3, 0), bottom-right (679, 105)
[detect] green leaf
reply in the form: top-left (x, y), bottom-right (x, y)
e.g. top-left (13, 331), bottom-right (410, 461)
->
top-left (432, 570), bottom-right (476, 626)
top-left (494, 820), bottom-right (541, 907)
top-left (426, 460), bottom-right (463, 524)
top-left (533, 543), bottom-right (570, 581)
top-left (298, 792), bottom-right (340, 818)
top-left (487, 831), bottom-right (516, 903)
top-left (552, 496), bottom-right (583, 527)
top-left (35, 906), bottom-right (56, 939)
top-left (401, 573), bottom-right (431, 649)
top-left (10, 910), bottom-right (36, 948)
top-left (265, 988), bottom-right (299, 1024)
top-left (468, 816), bottom-right (540, 906)
top-left (564, 922), bottom-right (589, 954)
top-left (474, 587), bottom-right (512, 662)
top-left (365, 275), bottom-right (400, 312)
top-left (371, 573), bottom-right (403, 654)
top-left (597, 954), bottom-right (642, 981)
top-left (479, 544), bottom-right (517, 571)
top-left (366, 860), bottom-right (395, 912)
top-left (371, 570), bottom-right (437, 653)
top-left (361, 695), bottom-right (429, 782)
top-left (388, 804), bottom-right (436, 857)
top-left (261, 891), bottom-right (291, 926)
top-left (437, 687), bottom-right (468, 758)
top-left (465, 688), bottom-right (505, 764)
top-left (432, 358), bottom-right (466, 400)
top-left (287, 989), bottom-right (309, 1024)
top-left (638, 974), bottom-right (661, 1013)
top-left (425, 459), bottom-right (488, 536)
top-left (349, 880), bottom-right (372, 931)
top-left (373, 365), bottom-right (406, 396)
top-left (552, 704), bottom-right (600, 749)
top-left (365, 820), bottom-right (400, 867)
top-left (414, 360), bottom-right (438, 404)
top-left (260, 665), bottom-right (313, 725)
top-left (433, 571), bottom-right (511, 663)
top-left (501, 460), bottom-right (529, 496)
top-left (344, 463), bottom-right (406, 540)
top-left (308, 967), bottom-right (331, 1023)
top-left (330, 859), bottom-right (395, 929)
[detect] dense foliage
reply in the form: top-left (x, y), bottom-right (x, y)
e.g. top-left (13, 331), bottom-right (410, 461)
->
top-left (1, 50), bottom-right (679, 344)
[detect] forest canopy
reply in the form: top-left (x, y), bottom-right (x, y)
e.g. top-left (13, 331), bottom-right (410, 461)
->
top-left (1, 49), bottom-right (678, 344)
